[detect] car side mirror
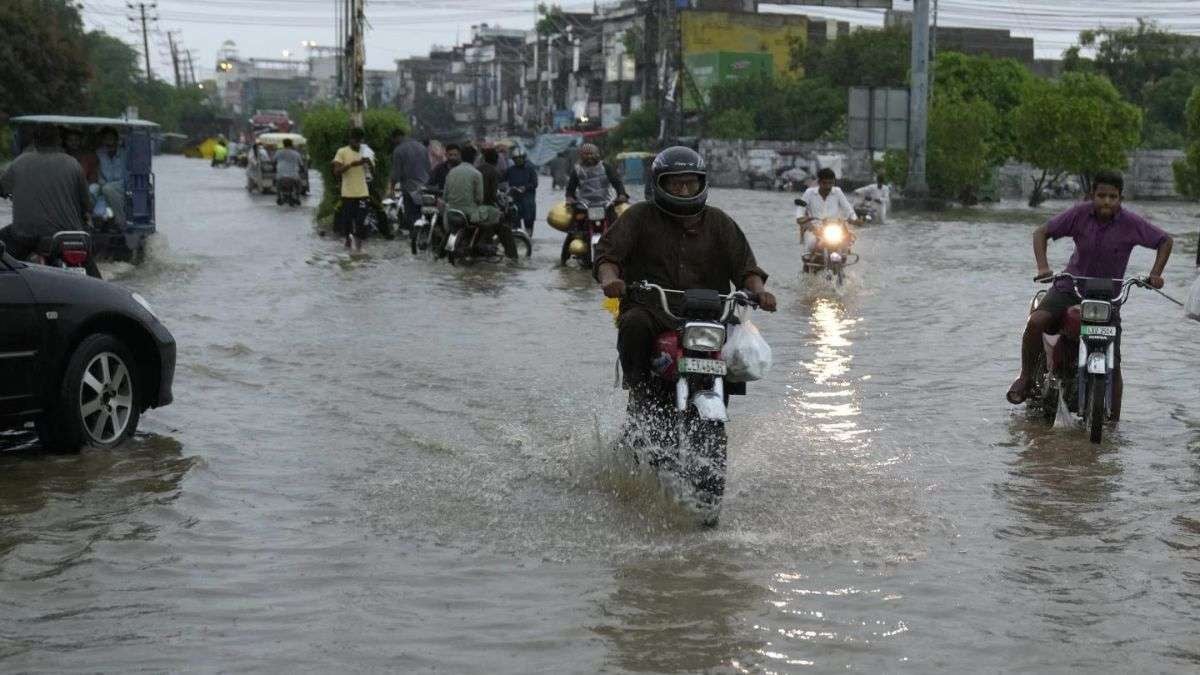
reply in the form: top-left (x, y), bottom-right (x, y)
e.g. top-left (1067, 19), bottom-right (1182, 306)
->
top-left (794, 198), bottom-right (807, 207)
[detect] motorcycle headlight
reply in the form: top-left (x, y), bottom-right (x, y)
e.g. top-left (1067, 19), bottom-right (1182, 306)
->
top-left (822, 223), bottom-right (846, 245)
top-left (682, 323), bottom-right (726, 352)
top-left (1080, 300), bottom-right (1111, 323)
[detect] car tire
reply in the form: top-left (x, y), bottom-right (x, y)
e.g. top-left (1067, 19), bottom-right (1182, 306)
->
top-left (36, 333), bottom-right (141, 453)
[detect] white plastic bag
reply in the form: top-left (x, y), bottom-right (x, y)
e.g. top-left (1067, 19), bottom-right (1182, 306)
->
top-left (722, 316), bottom-right (772, 383)
top-left (1187, 275), bottom-right (1200, 321)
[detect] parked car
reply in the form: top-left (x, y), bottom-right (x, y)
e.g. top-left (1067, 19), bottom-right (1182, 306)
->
top-left (0, 242), bottom-right (175, 452)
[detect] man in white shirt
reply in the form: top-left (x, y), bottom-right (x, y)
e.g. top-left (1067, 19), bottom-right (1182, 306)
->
top-left (853, 173), bottom-right (890, 223)
top-left (797, 167), bottom-right (858, 255)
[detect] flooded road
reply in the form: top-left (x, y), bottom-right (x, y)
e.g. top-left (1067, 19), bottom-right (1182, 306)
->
top-left (3, 156), bottom-right (1200, 672)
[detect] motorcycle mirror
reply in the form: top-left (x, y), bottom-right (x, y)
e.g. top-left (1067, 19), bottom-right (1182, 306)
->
top-left (794, 198), bottom-right (807, 207)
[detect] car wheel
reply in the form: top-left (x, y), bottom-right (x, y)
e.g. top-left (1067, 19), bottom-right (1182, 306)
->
top-left (36, 333), bottom-right (141, 452)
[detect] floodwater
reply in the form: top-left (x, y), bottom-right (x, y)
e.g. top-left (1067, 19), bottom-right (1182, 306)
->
top-left (3, 157), bottom-right (1200, 672)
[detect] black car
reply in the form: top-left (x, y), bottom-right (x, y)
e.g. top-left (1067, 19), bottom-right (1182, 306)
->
top-left (0, 241), bottom-right (175, 451)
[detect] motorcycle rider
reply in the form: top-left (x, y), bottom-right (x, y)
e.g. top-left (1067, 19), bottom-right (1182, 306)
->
top-left (1006, 170), bottom-right (1172, 421)
top-left (594, 146), bottom-right (777, 412)
top-left (444, 145), bottom-right (517, 260)
top-left (504, 146), bottom-right (539, 236)
top-left (797, 168), bottom-right (859, 259)
top-left (273, 138), bottom-right (304, 205)
top-left (852, 173), bottom-right (890, 223)
top-left (428, 143), bottom-right (460, 193)
top-left (0, 124), bottom-right (96, 275)
top-left (566, 143), bottom-right (629, 218)
top-left (388, 127), bottom-right (430, 230)
top-left (479, 147), bottom-right (502, 209)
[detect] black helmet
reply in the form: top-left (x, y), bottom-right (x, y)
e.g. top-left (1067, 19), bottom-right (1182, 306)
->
top-left (650, 146), bottom-right (708, 217)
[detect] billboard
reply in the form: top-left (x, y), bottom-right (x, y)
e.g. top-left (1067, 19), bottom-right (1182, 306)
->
top-left (684, 51), bottom-right (773, 110)
top-left (847, 86), bottom-right (909, 151)
top-left (680, 11), bottom-right (808, 79)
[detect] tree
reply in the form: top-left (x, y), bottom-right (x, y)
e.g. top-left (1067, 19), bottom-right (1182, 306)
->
top-left (706, 73), bottom-right (843, 141)
top-left (301, 105), bottom-right (409, 222)
top-left (1171, 86), bottom-right (1200, 199)
top-left (1064, 20), bottom-right (1200, 107)
top-left (706, 109), bottom-right (756, 140)
top-left (792, 26), bottom-right (910, 88)
top-left (1013, 73), bottom-right (1142, 206)
top-left (604, 102), bottom-right (659, 154)
top-left (933, 52), bottom-right (1034, 164)
top-left (1142, 68), bottom-right (1200, 148)
top-left (927, 97), bottom-right (998, 204)
top-left (0, 0), bottom-right (90, 120)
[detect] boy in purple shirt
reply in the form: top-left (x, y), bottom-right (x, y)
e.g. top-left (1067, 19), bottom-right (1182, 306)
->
top-left (1007, 170), bottom-right (1173, 419)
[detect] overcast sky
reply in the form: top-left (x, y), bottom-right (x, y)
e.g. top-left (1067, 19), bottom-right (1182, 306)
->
top-left (79, 0), bottom-right (1200, 82)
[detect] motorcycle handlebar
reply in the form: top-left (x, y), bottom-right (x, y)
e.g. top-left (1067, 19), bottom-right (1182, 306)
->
top-left (1038, 272), bottom-right (1148, 305)
top-left (627, 281), bottom-right (758, 322)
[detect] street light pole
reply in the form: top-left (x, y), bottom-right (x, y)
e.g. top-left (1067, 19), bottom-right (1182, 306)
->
top-left (906, 0), bottom-right (931, 198)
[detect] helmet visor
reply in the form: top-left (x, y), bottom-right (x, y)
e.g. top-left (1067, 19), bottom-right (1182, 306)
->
top-left (657, 172), bottom-right (706, 198)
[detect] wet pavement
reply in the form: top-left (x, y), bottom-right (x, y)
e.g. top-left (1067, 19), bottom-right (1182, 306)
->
top-left (2, 156), bottom-right (1200, 672)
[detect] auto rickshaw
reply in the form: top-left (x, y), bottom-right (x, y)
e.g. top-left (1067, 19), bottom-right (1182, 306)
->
top-left (9, 115), bottom-right (159, 263)
top-left (246, 132), bottom-right (310, 196)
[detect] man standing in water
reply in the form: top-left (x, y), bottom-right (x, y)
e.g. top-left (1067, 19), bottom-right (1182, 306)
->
top-left (1007, 170), bottom-right (1172, 420)
top-left (332, 128), bottom-right (371, 251)
top-left (594, 146), bottom-right (777, 412)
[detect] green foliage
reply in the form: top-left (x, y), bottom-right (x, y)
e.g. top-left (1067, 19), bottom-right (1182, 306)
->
top-left (1066, 20), bottom-right (1200, 107)
top-left (1013, 73), bottom-right (1142, 205)
top-left (300, 105), bottom-right (410, 222)
top-left (706, 73), bottom-right (843, 141)
top-left (927, 97), bottom-right (998, 203)
top-left (706, 109), bottom-right (756, 140)
top-left (535, 4), bottom-right (568, 36)
top-left (881, 149), bottom-right (908, 188)
top-left (933, 52), bottom-right (1034, 163)
top-left (793, 26), bottom-right (910, 88)
top-left (1141, 68), bottom-right (1200, 145)
top-left (1174, 86), bottom-right (1200, 200)
top-left (604, 102), bottom-right (660, 154)
top-left (0, 0), bottom-right (90, 119)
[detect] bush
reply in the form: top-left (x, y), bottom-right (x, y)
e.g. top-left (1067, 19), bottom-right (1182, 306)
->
top-left (301, 106), bottom-right (410, 223)
top-left (706, 109), bottom-right (756, 139)
top-left (604, 102), bottom-right (659, 155)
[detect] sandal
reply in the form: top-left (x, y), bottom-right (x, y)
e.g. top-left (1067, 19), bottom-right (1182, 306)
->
top-left (1006, 376), bottom-right (1030, 405)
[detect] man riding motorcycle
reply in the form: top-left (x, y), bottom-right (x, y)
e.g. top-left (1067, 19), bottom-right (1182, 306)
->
top-left (594, 146), bottom-right (778, 413)
top-left (797, 168), bottom-right (860, 259)
top-left (1006, 170), bottom-right (1172, 421)
top-left (444, 145), bottom-right (518, 260)
top-left (0, 123), bottom-right (98, 277)
top-left (566, 143), bottom-right (629, 217)
top-left (504, 146), bottom-right (539, 236)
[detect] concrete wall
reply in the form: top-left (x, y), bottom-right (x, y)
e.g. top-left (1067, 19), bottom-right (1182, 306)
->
top-left (995, 150), bottom-right (1185, 201)
top-left (699, 139), bottom-right (873, 189)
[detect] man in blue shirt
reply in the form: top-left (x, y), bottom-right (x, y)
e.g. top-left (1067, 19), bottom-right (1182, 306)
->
top-left (94, 126), bottom-right (127, 226)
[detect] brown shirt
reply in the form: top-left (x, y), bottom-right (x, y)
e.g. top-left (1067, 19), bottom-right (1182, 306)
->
top-left (594, 201), bottom-right (768, 316)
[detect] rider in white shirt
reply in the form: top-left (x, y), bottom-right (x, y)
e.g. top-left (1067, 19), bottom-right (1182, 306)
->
top-left (797, 168), bottom-right (859, 254)
top-left (853, 174), bottom-right (890, 223)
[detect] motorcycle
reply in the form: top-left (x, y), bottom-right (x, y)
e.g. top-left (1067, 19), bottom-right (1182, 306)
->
top-left (382, 187), bottom-right (410, 236)
top-left (442, 208), bottom-right (532, 266)
top-left (409, 189), bottom-right (443, 257)
top-left (1025, 273), bottom-right (1149, 443)
top-left (854, 196), bottom-right (882, 223)
top-left (801, 217), bottom-right (858, 285)
top-left (276, 178), bottom-right (302, 207)
top-left (34, 231), bottom-right (101, 278)
top-left (561, 199), bottom-right (618, 268)
top-left (621, 281), bottom-right (760, 526)
top-left (497, 187), bottom-right (524, 232)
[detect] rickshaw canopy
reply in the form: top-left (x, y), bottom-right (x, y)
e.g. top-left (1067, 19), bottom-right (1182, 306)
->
top-left (255, 132), bottom-right (307, 149)
top-left (10, 115), bottom-right (160, 130)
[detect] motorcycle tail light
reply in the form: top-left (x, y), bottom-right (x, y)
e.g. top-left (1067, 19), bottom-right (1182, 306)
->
top-left (1080, 300), bottom-right (1111, 323)
top-left (61, 249), bottom-right (88, 266)
top-left (682, 322), bottom-right (726, 352)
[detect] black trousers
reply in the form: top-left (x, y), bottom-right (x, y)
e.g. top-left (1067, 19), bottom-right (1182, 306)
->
top-left (617, 306), bottom-right (673, 388)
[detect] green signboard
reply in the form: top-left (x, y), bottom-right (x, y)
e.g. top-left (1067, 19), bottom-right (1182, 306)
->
top-left (683, 51), bottom-right (773, 111)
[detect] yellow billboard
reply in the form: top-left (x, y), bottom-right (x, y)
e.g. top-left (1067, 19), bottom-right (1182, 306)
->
top-left (680, 11), bottom-right (808, 77)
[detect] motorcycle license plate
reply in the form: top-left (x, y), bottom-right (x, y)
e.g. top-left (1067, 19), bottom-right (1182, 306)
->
top-left (587, 207), bottom-right (606, 221)
top-left (1081, 325), bottom-right (1117, 337)
top-left (677, 357), bottom-right (726, 376)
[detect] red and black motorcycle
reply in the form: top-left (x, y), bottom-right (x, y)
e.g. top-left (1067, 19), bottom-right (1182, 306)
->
top-left (561, 199), bottom-right (625, 268)
top-left (621, 281), bottom-right (760, 527)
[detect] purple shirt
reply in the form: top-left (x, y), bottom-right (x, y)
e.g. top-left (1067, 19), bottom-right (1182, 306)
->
top-left (1046, 202), bottom-right (1168, 294)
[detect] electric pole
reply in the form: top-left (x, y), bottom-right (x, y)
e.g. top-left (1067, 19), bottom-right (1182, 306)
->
top-left (349, 0), bottom-right (365, 126)
top-left (167, 31), bottom-right (182, 87)
top-left (906, 0), bottom-right (931, 198)
top-left (185, 50), bottom-right (197, 86)
top-left (657, 0), bottom-right (680, 143)
top-left (127, 2), bottom-right (158, 82)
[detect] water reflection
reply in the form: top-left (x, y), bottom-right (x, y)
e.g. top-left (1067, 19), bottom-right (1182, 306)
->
top-left (787, 298), bottom-right (867, 448)
top-left (0, 433), bottom-right (195, 569)
top-left (592, 551), bottom-right (765, 672)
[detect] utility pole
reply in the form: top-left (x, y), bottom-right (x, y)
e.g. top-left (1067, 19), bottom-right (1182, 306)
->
top-left (167, 31), bottom-right (182, 87)
top-left (657, 0), bottom-right (681, 143)
top-left (127, 2), bottom-right (158, 82)
top-left (349, 0), bottom-right (365, 126)
top-left (185, 50), bottom-right (197, 86)
top-left (906, 0), bottom-right (931, 198)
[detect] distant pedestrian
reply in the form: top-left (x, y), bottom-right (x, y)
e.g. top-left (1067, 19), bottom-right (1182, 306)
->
top-left (332, 127), bottom-right (372, 252)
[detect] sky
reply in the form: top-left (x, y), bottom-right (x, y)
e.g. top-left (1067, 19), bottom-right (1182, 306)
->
top-left (79, 0), bottom-right (1200, 82)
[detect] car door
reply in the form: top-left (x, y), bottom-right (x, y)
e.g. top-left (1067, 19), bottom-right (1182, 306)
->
top-left (0, 257), bottom-right (41, 415)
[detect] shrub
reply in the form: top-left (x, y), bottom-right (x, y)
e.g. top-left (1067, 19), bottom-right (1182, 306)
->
top-left (300, 105), bottom-right (410, 222)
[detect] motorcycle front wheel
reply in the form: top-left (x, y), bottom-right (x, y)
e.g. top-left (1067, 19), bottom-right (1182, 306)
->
top-left (1086, 374), bottom-right (1106, 443)
top-left (513, 230), bottom-right (533, 258)
top-left (681, 415), bottom-right (728, 525)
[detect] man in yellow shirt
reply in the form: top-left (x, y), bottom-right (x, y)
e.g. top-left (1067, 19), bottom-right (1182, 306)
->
top-left (332, 127), bottom-right (372, 251)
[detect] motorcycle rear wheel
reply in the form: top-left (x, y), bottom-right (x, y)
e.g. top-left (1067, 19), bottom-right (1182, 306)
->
top-left (1086, 374), bottom-right (1106, 443)
top-left (513, 230), bottom-right (533, 259)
